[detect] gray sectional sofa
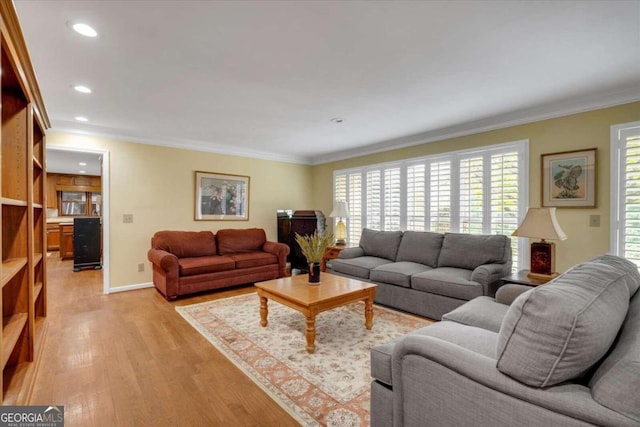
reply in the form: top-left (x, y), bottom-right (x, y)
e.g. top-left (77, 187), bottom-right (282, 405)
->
top-left (331, 228), bottom-right (512, 319)
top-left (370, 254), bottom-right (640, 427)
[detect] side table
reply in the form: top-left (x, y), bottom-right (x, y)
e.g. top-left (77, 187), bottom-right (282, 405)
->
top-left (320, 244), bottom-right (347, 272)
top-left (501, 270), bottom-right (555, 287)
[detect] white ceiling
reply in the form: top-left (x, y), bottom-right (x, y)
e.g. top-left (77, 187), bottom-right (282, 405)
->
top-left (14, 1), bottom-right (640, 165)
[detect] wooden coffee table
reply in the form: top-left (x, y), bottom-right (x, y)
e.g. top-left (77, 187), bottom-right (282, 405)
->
top-left (255, 272), bottom-right (377, 353)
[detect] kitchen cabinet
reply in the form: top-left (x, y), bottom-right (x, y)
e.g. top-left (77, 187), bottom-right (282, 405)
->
top-left (46, 223), bottom-right (60, 250)
top-left (59, 223), bottom-right (74, 260)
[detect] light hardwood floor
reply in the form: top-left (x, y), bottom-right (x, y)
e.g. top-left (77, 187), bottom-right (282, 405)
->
top-left (29, 254), bottom-right (300, 426)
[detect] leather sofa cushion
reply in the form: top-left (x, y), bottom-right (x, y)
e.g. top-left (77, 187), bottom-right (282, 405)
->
top-left (497, 259), bottom-right (631, 387)
top-left (178, 255), bottom-right (235, 276)
top-left (395, 231), bottom-right (443, 267)
top-left (359, 228), bottom-right (403, 261)
top-left (229, 252), bottom-right (277, 269)
top-left (411, 267), bottom-right (483, 300)
top-left (370, 262), bottom-right (432, 288)
top-left (152, 230), bottom-right (216, 258)
top-left (438, 233), bottom-right (508, 270)
top-left (217, 228), bottom-right (267, 254)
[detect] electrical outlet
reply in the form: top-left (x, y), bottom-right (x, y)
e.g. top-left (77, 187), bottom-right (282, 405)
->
top-left (138, 263), bottom-right (144, 272)
top-left (589, 215), bottom-right (601, 227)
top-left (123, 214), bottom-right (133, 223)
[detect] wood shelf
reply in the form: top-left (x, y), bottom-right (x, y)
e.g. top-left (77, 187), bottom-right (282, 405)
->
top-left (1, 258), bottom-right (28, 288)
top-left (1, 313), bottom-right (28, 368)
top-left (1, 197), bottom-right (27, 207)
top-left (0, 2), bottom-right (50, 404)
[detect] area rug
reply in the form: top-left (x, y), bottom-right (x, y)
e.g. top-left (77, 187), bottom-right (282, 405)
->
top-left (176, 293), bottom-right (431, 427)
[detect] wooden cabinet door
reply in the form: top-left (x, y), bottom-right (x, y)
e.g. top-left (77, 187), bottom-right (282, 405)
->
top-left (59, 224), bottom-right (74, 260)
top-left (46, 174), bottom-right (57, 209)
top-left (46, 224), bottom-right (60, 250)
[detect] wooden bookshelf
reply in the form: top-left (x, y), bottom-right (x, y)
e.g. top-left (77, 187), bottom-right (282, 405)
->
top-left (0, 0), bottom-right (50, 404)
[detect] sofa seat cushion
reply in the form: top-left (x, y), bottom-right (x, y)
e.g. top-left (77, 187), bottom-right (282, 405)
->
top-left (438, 233), bottom-right (508, 270)
top-left (497, 258), bottom-right (632, 388)
top-left (395, 231), bottom-right (444, 267)
top-left (371, 321), bottom-right (497, 387)
top-left (370, 262), bottom-right (433, 288)
top-left (178, 255), bottom-right (235, 276)
top-left (411, 267), bottom-right (483, 300)
top-left (359, 228), bottom-right (403, 261)
top-left (442, 296), bottom-right (510, 333)
top-left (331, 256), bottom-right (393, 280)
top-left (152, 230), bottom-right (217, 258)
top-left (229, 251), bottom-right (277, 269)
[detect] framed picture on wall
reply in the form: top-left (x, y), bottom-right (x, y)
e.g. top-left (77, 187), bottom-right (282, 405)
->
top-left (195, 171), bottom-right (250, 220)
top-left (541, 148), bottom-right (596, 208)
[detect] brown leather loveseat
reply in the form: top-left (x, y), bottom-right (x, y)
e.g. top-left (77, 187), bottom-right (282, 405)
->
top-left (147, 228), bottom-right (289, 300)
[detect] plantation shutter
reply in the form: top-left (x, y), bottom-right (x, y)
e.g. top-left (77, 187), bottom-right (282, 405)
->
top-left (612, 122), bottom-right (640, 266)
top-left (384, 167), bottom-right (401, 230)
top-left (366, 170), bottom-right (381, 231)
top-left (407, 164), bottom-right (426, 231)
top-left (347, 172), bottom-right (363, 246)
top-left (429, 160), bottom-right (451, 233)
top-left (459, 156), bottom-right (484, 234)
top-left (491, 152), bottom-right (520, 269)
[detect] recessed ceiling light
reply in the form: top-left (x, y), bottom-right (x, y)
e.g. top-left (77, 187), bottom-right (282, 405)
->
top-left (79, 162), bottom-right (87, 166)
top-left (75, 116), bottom-right (89, 122)
top-left (73, 85), bottom-right (92, 94)
top-left (330, 118), bottom-right (345, 124)
top-left (72, 22), bottom-right (98, 37)
top-left (79, 170), bottom-right (87, 174)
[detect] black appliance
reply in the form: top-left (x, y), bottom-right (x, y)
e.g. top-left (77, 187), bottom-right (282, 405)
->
top-left (73, 217), bottom-right (102, 271)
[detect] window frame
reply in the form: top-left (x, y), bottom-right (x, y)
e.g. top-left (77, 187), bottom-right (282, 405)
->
top-left (333, 140), bottom-right (529, 270)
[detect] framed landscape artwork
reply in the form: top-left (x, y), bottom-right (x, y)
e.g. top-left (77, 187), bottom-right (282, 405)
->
top-left (195, 171), bottom-right (250, 220)
top-left (541, 148), bottom-right (596, 208)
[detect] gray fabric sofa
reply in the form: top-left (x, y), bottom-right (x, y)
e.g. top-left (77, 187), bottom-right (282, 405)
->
top-left (331, 229), bottom-right (512, 319)
top-left (370, 254), bottom-right (640, 427)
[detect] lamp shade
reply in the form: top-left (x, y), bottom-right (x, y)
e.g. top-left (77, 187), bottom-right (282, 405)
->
top-left (329, 201), bottom-right (350, 218)
top-left (512, 207), bottom-right (567, 241)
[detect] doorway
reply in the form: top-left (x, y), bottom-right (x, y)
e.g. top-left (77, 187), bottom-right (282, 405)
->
top-left (46, 147), bottom-right (110, 294)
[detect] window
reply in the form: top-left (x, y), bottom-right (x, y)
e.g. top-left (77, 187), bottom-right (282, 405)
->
top-left (333, 140), bottom-right (528, 270)
top-left (610, 121), bottom-right (640, 265)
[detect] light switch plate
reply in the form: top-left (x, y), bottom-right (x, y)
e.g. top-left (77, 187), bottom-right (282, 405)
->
top-left (123, 214), bottom-right (133, 223)
top-left (589, 215), bottom-right (600, 227)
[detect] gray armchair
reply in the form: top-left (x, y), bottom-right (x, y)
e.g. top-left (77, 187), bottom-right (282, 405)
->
top-left (371, 255), bottom-right (640, 427)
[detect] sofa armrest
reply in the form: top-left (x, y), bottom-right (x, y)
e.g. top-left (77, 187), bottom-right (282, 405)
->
top-left (339, 247), bottom-right (365, 259)
top-left (471, 263), bottom-right (510, 294)
top-left (148, 248), bottom-right (179, 272)
top-left (147, 248), bottom-right (180, 299)
top-left (263, 241), bottom-right (290, 277)
top-left (495, 283), bottom-right (532, 305)
top-left (392, 335), bottom-right (634, 427)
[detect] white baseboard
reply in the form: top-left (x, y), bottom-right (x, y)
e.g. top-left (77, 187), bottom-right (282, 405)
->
top-left (108, 282), bottom-right (154, 294)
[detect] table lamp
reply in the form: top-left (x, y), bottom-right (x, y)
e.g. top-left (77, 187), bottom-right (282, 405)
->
top-left (512, 207), bottom-right (567, 279)
top-left (329, 201), bottom-right (350, 245)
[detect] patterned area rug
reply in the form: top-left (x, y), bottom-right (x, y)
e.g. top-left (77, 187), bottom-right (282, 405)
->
top-left (176, 293), bottom-right (431, 426)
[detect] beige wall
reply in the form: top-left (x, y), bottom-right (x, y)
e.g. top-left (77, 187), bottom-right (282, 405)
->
top-left (311, 102), bottom-right (640, 272)
top-left (47, 133), bottom-right (313, 290)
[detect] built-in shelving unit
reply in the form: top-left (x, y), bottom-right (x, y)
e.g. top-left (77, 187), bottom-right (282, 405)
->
top-left (0, 1), bottom-right (50, 404)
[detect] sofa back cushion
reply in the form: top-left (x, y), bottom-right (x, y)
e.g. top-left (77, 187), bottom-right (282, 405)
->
top-left (152, 230), bottom-right (216, 258)
top-left (589, 290), bottom-right (640, 422)
top-left (496, 258), bottom-right (631, 387)
top-left (437, 233), bottom-right (509, 270)
top-left (396, 231), bottom-right (444, 267)
top-left (359, 228), bottom-right (403, 261)
top-left (217, 228), bottom-right (266, 254)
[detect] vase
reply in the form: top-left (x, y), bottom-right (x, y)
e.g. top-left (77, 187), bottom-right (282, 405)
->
top-left (308, 262), bottom-right (321, 284)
